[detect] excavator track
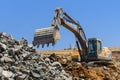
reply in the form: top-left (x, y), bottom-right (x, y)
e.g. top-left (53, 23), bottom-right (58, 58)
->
top-left (87, 60), bottom-right (114, 67)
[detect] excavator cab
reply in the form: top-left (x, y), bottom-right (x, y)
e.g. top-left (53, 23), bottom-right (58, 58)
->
top-left (87, 38), bottom-right (112, 61)
top-left (87, 38), bottom-right (102, 60)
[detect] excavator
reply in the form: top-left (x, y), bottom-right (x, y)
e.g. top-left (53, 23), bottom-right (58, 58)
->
top-left (33, 8), bottom-right (112, 62)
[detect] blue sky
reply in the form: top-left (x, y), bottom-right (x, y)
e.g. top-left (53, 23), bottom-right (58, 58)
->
top-left (0, 0), bottom-right (120, 50)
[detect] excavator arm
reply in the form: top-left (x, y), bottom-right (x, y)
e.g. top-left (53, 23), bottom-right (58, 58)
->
top-left (33, 8), bottom-right (88, 61)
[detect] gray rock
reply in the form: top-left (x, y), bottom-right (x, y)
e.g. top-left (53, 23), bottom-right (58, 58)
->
top-left (52, 62), bottom-right (62, 71)
top-left (20, 68), bottom-right (30, 74)
top-left (0, 67), bottom-right (3, 76)
top-left (15, 74), bottom-right (27, 80)
top-left (0, 42), bottom-right (7, 52)
top-left (31, 70), bottom-right (40, 78)
top-left (45, 58), bottom-right (51, 65)
top-left (52, 62), bottom-right (62, 67)
top-left (4, 54), bottom-right (8, 57)
top-left (0, 42), bottom-right (7, 49)
top-left (0, 54), bottom-right (3, 58)
top-left (19, 37), bottom-right (28, 46)
top-left (2, 71), bottom-right (13, 78)
top-left (80, 74), bottom-right (86, 78)
top-left (9, 66), bottom-right (20, 73)
top-left (1, 56), bottom-right (14, 63)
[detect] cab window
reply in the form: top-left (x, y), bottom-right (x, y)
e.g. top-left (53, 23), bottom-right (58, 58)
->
top-left (88, 40), bottom-right (96, 57)
top-left (97, 41), bottom-right (102, 54)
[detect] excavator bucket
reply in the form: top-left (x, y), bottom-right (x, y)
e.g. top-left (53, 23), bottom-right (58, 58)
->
top-left (33, 26), bottom-right (60, 48)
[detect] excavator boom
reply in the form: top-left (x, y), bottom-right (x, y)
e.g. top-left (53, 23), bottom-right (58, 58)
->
top-left (33, 7), bottom-right (112, 62)
top-left (33, 8), bottom-right (88, 61)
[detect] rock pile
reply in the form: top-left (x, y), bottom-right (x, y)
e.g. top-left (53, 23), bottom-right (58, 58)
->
top-left (0, 32), bottom-right (72, 80)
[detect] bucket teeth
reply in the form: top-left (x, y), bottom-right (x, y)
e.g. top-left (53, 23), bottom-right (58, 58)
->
top-left (33, 26), bottom-right (60, 48)
top-left (47, 43), bottom-right (49, 47)
top-left (42, 44), bottom-right (44, 48)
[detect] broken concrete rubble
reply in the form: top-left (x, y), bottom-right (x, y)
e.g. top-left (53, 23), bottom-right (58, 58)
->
top-left (0, 32), bottom-right (72, 80)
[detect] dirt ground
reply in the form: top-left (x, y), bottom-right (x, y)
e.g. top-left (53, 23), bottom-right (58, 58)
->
top-left (38, 49), bottom-right (120, 80)
top-left (48, 52), bottom-right (120, 80)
